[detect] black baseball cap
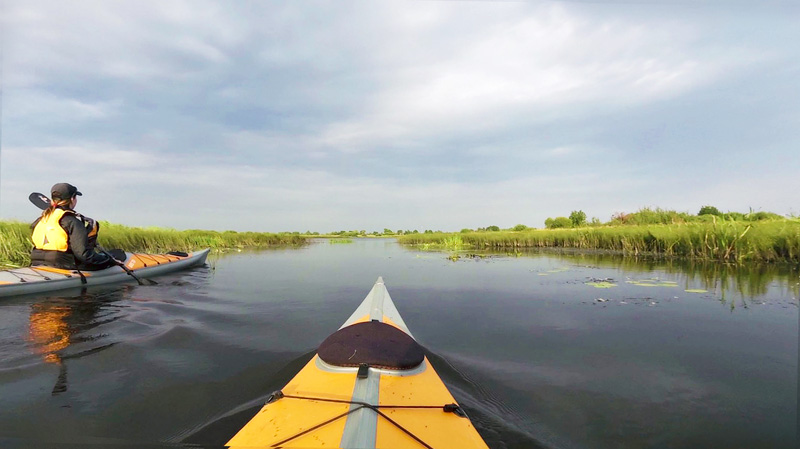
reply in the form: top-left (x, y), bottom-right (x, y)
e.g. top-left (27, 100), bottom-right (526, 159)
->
top-left (51, 183), bottom-right (82, 200)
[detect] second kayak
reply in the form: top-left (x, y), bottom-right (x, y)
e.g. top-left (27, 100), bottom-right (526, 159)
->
top-left (227, 276), bottom-right (489, 448)
top-left (0, 249), bottom-right (210, 298)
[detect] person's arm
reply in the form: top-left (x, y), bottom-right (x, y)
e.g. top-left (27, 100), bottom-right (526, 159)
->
top-left (60, 214), bottom-right (112, 268)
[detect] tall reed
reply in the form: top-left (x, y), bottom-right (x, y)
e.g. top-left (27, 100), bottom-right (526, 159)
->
top-left (396, 220), bottom-right (800, 263)
top-left (0, 222), bottom-right (35, 267)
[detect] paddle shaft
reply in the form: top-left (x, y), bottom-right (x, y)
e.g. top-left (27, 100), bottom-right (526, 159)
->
top-left (96, 245), bottom-right (155, 286)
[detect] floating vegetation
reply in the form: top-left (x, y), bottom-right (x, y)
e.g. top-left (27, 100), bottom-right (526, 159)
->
top-left (626, 279), bottom-right (679, 287)
top-left (582, 297), bottom-right (665, 307)
top-left (685, 289), bottom-right (709, 293)
top-left (585, 280), bottom-right (617, 288)
top-left (403, 232), bottom-right (799, 303)
top-left (445, 253), bottom-right (494, 262)
top-left (537, 267), bottom-right (570, 276)
top-left (329, 239), bottom-right (354, 244)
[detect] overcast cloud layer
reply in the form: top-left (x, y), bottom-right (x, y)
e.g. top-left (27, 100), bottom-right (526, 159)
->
top-left (1, 0), bottom-right (798, 232)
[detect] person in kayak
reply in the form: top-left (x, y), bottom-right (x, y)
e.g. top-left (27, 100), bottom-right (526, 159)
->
top-left (30, 183), bottom-right (118, 271)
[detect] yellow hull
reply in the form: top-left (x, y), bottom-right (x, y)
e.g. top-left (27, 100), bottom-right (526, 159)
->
top-left (227, 277), bottom-right (489, 449)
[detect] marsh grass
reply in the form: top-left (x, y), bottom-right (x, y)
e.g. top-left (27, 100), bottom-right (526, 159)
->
top-left (0, 220), bottom-right (306, 268)
top-left (330, 239), bottom-right (354, 244)
top-left (0, 222), bottom-right (34, 268)
top-left (442, 235), bottom-right (466, 251)
top-left (397, 220), bottom-right (800, 263)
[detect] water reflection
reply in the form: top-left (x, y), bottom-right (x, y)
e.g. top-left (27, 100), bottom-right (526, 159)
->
top-left (3, 242), bottom-right (795, 449)
top-left (26, 286), bottom-right (129, 394)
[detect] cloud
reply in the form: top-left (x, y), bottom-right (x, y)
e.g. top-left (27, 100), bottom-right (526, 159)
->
top-left (1, 1), bottom-right (797, 231)
top-left (310, 2), bottom-right (746, 153)
top-left (3, 1), bottom-right (240, 86)
top-left (6, 90), bottom-right (121, 124)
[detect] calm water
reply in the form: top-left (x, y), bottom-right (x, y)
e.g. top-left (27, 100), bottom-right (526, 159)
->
top-left (0, 239), bottom-right (797, 449)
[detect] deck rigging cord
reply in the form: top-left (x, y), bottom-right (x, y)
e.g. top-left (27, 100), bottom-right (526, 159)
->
top-left (7, 266), bottom-right (88, 284)
top-left (6, 268), bottom-right (50, 282)
top-left (263, 390), bottom-right (467, 448)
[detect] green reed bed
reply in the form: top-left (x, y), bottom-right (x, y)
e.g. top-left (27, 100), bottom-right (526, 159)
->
top-left (397, 220), bottom-right (800, 263)
top-left (0, 222), bottom-right (35, 268)
top-left (0, 220), bottom-right (306, 268)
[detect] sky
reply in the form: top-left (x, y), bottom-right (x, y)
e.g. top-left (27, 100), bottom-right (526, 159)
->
top-left (0, 0), bottom-right (798, 233)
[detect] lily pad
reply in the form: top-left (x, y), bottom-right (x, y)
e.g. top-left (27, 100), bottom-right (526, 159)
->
top-left (586, 281), bottom-right (617, 289)
top-left (626, 279), bottom-right (679, 288)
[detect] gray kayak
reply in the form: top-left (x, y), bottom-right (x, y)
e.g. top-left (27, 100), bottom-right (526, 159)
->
top-left (0, 249), bottom-right (210, 297)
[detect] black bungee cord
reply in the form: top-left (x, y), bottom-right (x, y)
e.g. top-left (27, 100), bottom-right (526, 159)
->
top-left (263, 390), bottom-right (467, 448)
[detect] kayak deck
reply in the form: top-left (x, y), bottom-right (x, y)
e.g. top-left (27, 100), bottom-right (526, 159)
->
top-left (0, 249), bottom-right (210, 297)
top-left (227, 277), bottom-right (488, 449)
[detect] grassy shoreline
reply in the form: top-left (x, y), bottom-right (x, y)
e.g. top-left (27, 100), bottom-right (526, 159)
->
top-left (396, 220), bottom-right (800, 264)
top-left (0, 220), bottom-right (306, 268)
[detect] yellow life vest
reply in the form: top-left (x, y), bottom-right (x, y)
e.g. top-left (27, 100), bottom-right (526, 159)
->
top-left (31, 209), bottom-right (74, 252)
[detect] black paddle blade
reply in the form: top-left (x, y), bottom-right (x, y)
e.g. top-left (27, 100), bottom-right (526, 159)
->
top-left (29, 192), bottom-right (51, 210)
top-left (121, 268), bottom-right (157, 286)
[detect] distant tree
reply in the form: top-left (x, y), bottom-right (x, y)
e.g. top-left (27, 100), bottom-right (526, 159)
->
top-left (545, 217), bottom-right (572, 229)
top-left (569, 210), bottom-right (587, 227)
top-left (383, 228), bottom-right (395, 235)
top-left (486, 225), bottom-right (500, 232)
top-left (590, 217), bottom-right (602, 226)
top-left (512, 224), bottom-right (528, 231)
top-left (396, 229), bottom-right (404, 235)
top-left (460, 228), bottom-right (472, 233)
top-left (698, 205), bottom-right (722, 216)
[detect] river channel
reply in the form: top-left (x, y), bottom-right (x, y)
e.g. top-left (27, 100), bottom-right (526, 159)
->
top-left (0, 238), bottom-right (797, 448)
